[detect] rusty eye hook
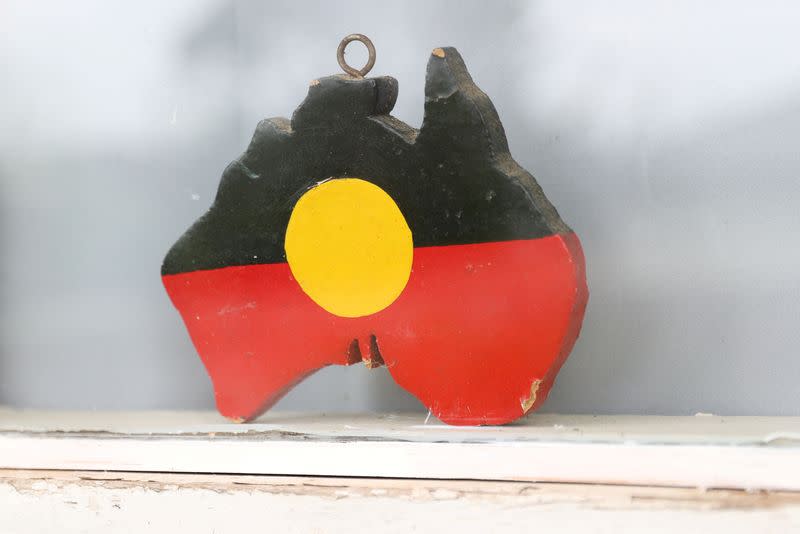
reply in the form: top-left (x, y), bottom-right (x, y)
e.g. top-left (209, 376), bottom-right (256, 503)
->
top-left (337, 34), bottom-right (376, 78)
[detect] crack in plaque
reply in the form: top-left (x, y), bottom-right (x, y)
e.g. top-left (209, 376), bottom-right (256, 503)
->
top-left (364, 334), bottom-right (385, 369)
top-left (521, 379), bottom-right (542, 413)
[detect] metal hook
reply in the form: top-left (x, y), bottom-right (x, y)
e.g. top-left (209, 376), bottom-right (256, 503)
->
top-left (337, 34), bottom-right (376, 78)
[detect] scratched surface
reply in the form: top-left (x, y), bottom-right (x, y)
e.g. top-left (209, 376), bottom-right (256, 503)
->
top-left (2, 409), bottom-right (800, 446)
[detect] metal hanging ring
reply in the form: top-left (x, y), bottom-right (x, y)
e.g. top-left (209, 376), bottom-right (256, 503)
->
top-left (337, 34), bottom-right (376, 78)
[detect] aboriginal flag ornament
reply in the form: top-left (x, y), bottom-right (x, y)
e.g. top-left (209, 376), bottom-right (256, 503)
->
top-left (162, 35), bottom-right (588, 426)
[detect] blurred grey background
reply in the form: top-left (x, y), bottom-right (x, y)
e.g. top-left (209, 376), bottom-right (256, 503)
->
top-left (1, 0), bottom-right (798, 416)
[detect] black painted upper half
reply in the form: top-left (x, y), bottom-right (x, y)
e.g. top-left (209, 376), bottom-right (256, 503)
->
top-left (162, 47), bottom-right (571, 275)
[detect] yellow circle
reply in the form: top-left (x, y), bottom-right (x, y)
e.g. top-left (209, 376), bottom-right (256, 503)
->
top-left (285, 178), bottom-right (413, 318)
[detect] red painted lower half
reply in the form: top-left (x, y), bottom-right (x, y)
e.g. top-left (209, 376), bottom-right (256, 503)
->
top-left (162, 233), bottom-right (588, 425)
